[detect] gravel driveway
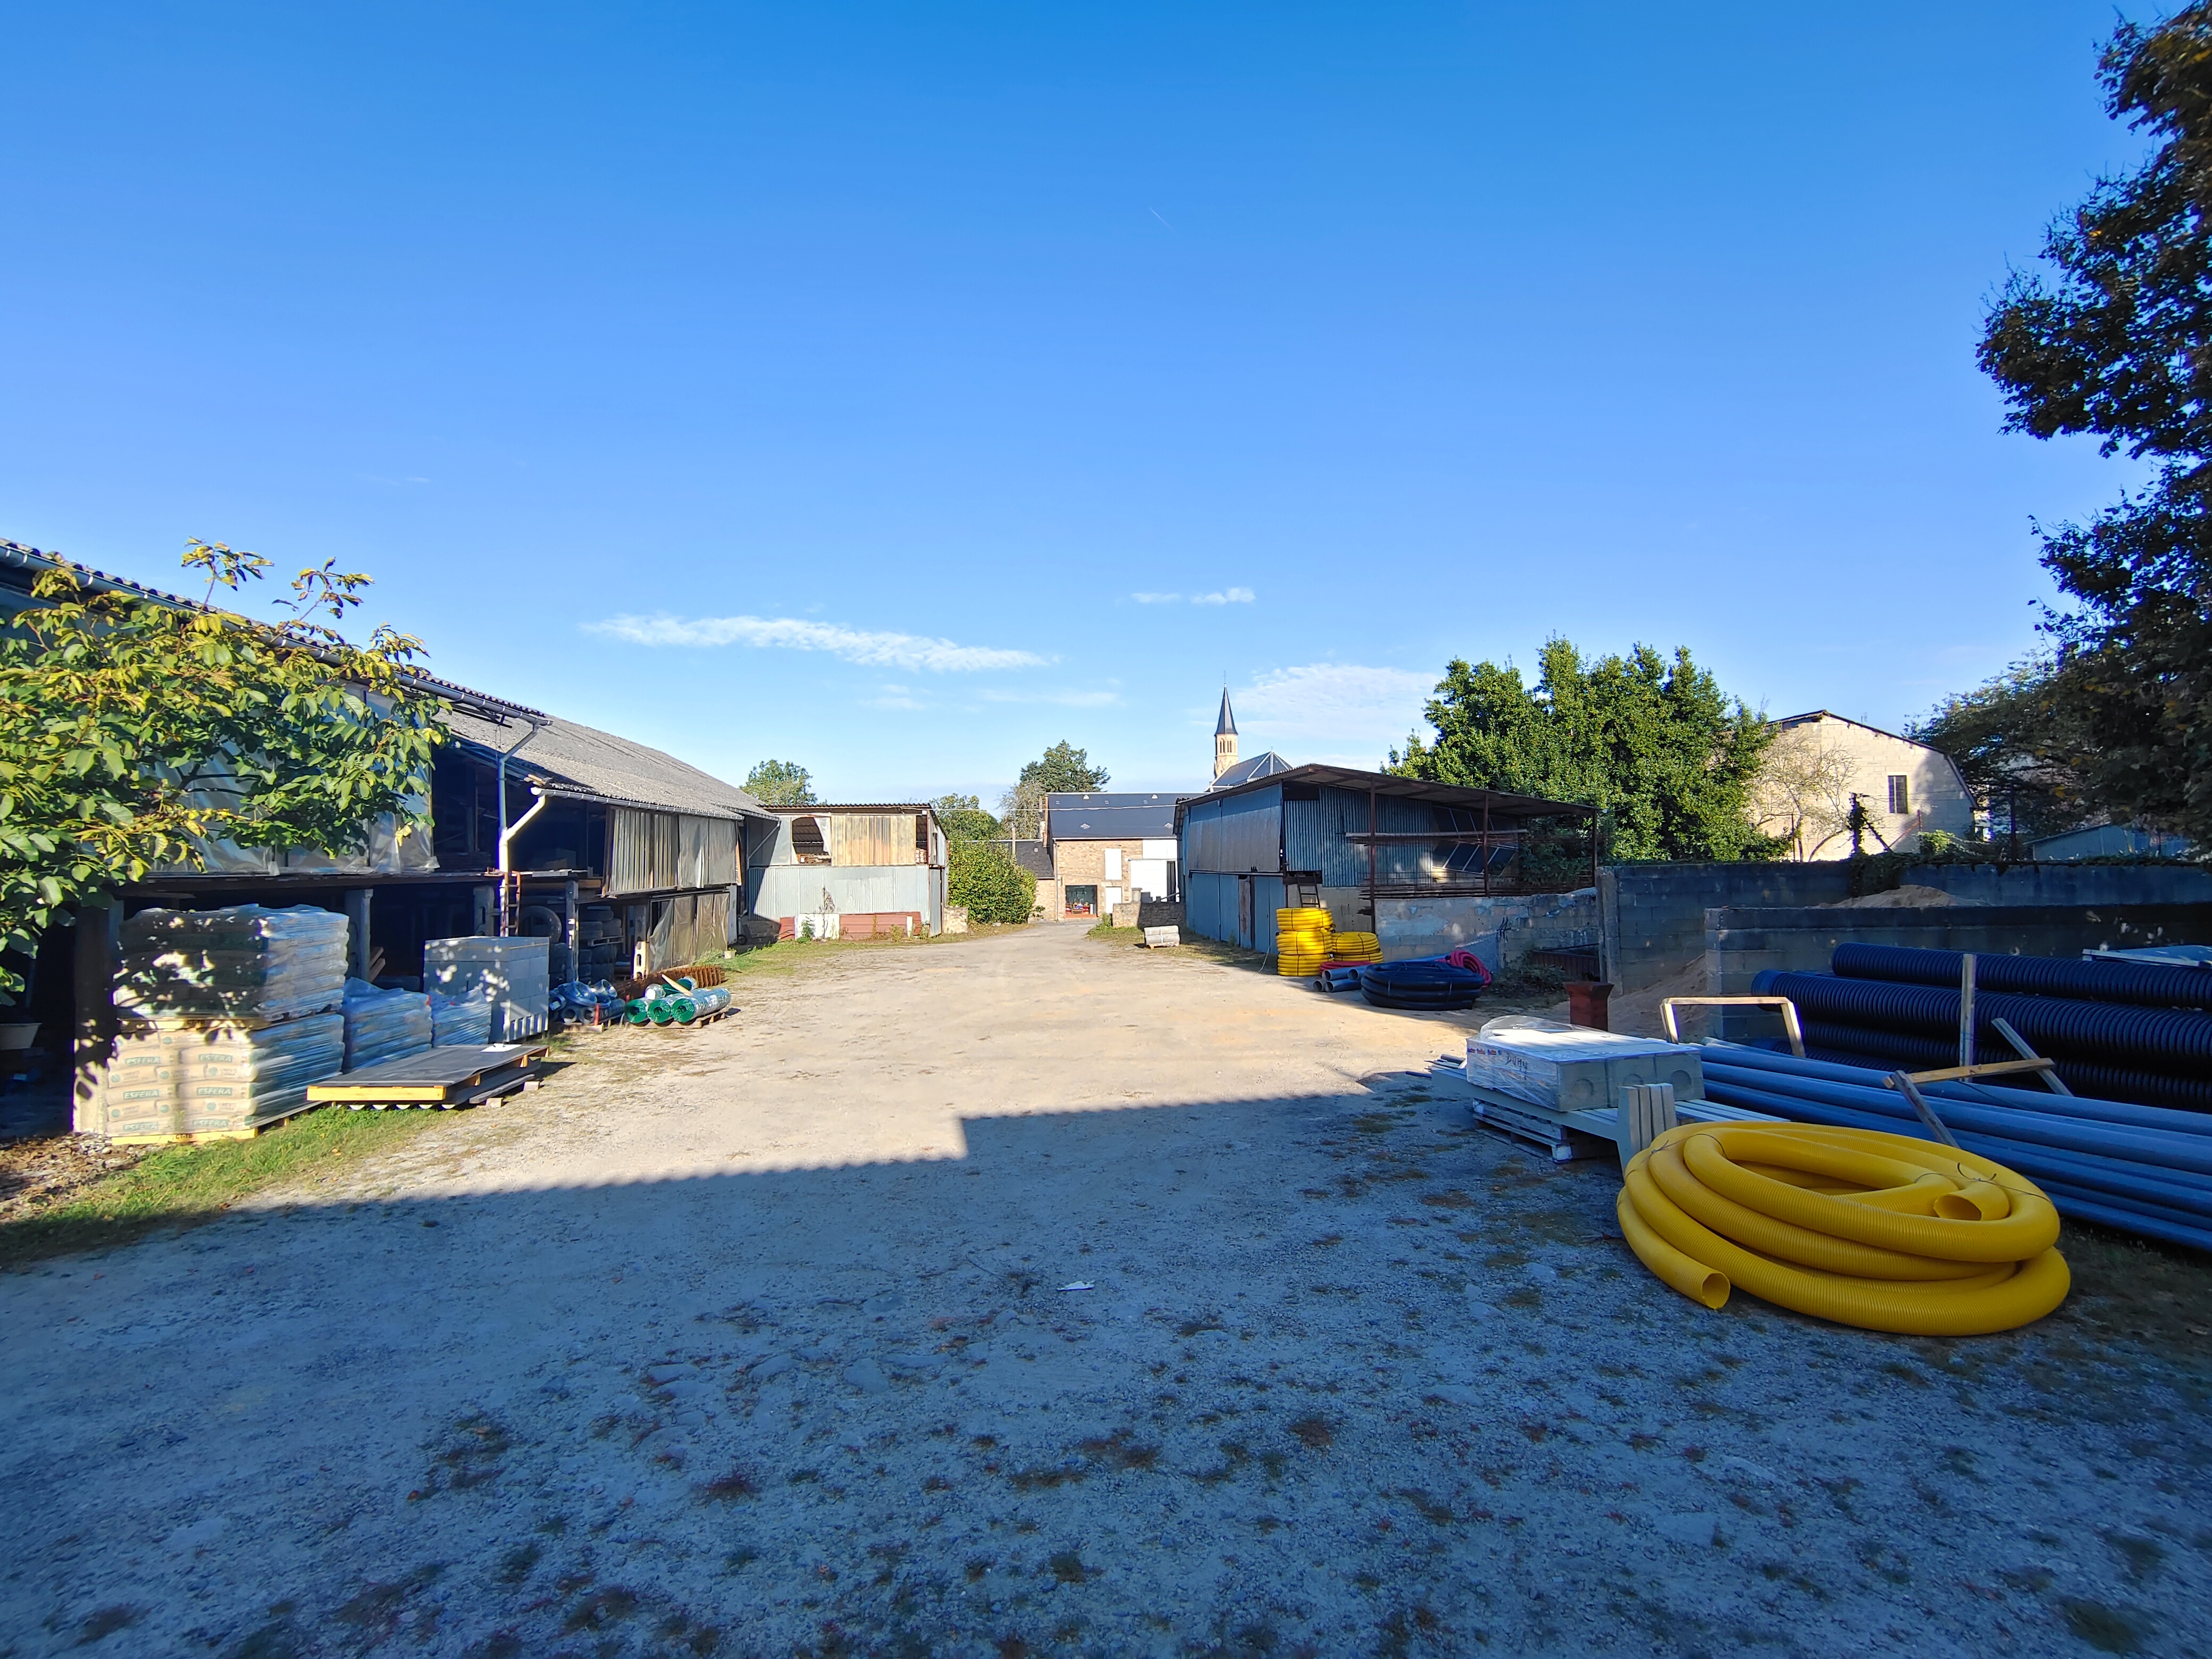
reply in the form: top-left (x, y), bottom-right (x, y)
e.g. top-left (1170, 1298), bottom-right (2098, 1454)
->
top-left (4, 924), bottom-right (2207, 1657)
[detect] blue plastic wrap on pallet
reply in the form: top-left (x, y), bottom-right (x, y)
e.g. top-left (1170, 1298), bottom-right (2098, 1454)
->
top-left (1833, 943), bottom-right (2212, 1013)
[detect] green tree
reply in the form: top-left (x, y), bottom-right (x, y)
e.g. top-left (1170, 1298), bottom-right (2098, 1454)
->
top-left (744, 759), bottom-right (816, 805)
top-left (1389, 638), bottom-right (1779, 862)
top-left (947, 840), bottom-right (1035, 924)
top-left (1908, 657), bottom-right (2102, 847)
top-left (1977, 6), bottom-right (2212, 841)
top-left (0, 541), bottom-right (446, 998)
top-left (997, 741), bottom-right (1110, 838)
top-left (931, 792), bottom-right (1003, 842)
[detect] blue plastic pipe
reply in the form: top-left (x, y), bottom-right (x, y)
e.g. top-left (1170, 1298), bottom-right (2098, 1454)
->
top-left (1833, 943), bottom-right (2212, 1013)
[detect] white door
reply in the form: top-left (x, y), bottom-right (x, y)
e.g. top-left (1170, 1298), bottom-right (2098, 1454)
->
top-left (1104, 885), bottom-right (1123, 912)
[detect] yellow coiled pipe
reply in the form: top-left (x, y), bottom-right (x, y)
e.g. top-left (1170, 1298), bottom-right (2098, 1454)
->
top-left (1616, 1122), bottom-right (2069, 1335)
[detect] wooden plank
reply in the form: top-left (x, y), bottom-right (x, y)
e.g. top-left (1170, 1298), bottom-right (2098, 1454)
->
top-left (1886, 1057), bottom-right (2054, 1087)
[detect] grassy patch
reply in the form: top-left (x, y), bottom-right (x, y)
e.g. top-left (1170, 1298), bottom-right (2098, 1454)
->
top-left (0, 1106), bottom-right (446, 1268)
top-left (1084, 920), bottom-right (1141, 943)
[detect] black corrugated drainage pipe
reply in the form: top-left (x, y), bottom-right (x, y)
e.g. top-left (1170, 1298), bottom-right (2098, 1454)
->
top-left (1832, 944), bottom-right (2212, 1012)
top-left (1752, 969), bottom-right (2212, 1073)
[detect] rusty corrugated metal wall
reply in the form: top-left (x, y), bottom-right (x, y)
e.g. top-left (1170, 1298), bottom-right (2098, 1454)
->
top-left (609, 808), bottom-right (740, 895)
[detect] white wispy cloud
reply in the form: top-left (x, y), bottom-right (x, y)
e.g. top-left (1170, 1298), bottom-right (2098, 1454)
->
top-left (1233, 663), bottom-right (1438, 758)
top-left (979, 687), bottom-right (1123, 707)
top-left (1130, 587), bottom-right (1254, 606)
top-left (586, 613), bottom-right (1047, 672)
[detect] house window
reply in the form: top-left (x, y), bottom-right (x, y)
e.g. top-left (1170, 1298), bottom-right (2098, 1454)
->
top-left (1887, 775), bottom-right (1911, 815)
top-left (1065, 884), bottom-right (1099, 916)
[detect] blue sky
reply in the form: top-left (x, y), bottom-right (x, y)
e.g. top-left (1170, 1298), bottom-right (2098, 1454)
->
top-left (0, 2), bottom-right (2158, 802)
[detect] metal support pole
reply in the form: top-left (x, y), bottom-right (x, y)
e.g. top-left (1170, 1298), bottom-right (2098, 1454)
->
top-left (564, 879), bottom-right (580, 985)
top-left (1366, 785), bottom-right (1378, 936)
top-left (1958, 952), bottom-right (1977, 1070)
top-left (344, 887), bottom-right (372, 982)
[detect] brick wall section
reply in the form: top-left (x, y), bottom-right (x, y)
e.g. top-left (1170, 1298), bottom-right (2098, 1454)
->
top-left (1051, 840), bottom-right (1152, 915)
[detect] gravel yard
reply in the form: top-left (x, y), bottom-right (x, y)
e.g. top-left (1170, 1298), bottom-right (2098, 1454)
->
top-left (3, 924), bottom-right (2208, 1657)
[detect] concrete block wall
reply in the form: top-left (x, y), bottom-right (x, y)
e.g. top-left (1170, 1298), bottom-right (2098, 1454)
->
top-left (1906, 863), bottom-right (2212, 907)
top-left (1601, 864), bottom-right (1855, 993)
top-left (1602, 858), bottom-right (2212, 995)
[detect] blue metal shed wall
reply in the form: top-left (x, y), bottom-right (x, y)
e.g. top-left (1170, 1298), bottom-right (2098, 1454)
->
top-left (1183, 785), bottom-right (1285, 875)
top-left (1186, 872), bottom-right (1237, 945)
top-left (1252, 876), bottom-right (1286, 953)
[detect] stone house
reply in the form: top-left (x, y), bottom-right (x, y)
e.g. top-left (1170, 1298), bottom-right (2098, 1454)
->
top-left (1754, 711), bottom-right (1974, 860)
top-left (1043, 793), bottom-right (1180, 921)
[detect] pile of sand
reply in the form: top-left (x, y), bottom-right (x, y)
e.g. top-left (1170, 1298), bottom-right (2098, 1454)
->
top-left (1819, 883), bottom-right (1959, 909)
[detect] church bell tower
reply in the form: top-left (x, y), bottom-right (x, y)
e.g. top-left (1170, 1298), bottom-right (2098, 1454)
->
top-left (1213, 687), bottom-right (1239, 780)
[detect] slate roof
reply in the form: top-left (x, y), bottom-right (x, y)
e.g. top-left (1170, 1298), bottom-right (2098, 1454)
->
top-left (1046, 791), bottom-right (1182, 841)
top-left (1216, 688), bottom-right (1237, 737)
top-left (1208, 751), bottom-right (1295, 790)
top-left (1011, 839), bottom-right (1054, 878)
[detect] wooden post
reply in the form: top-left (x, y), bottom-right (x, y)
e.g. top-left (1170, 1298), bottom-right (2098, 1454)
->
top-left (471, 884), bottom-right (495, 937)
top-left (344, 887), bottom-right (372, 981)
top-left (1366, 785), bottom-right (1379, 941)
top-left (72, 901), bottom-right (120, 1135)
top-left (1958, 952), bottom-right (1977, 1070)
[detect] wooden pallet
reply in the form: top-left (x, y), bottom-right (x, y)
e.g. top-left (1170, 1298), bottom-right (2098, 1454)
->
top-left (306, 1043), bottom-right (549, 1109)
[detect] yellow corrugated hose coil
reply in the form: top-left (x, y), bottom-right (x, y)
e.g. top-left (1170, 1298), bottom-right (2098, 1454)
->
top-left (1616, 1122), bottom-right (2069, 1335)
top-left (1276, 907), bottom-right (1335, 976)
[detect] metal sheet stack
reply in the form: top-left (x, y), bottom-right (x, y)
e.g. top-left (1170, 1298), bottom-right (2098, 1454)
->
top-left (102, 905), bottom-right (349, 1141)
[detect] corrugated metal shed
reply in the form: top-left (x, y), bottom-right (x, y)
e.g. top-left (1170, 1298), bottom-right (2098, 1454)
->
top-left (442, 706), bottom-right (771, 825)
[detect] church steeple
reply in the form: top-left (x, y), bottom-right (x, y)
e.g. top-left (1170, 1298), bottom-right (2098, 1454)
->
top-left (1213, 687), bottom-right (1239, 780)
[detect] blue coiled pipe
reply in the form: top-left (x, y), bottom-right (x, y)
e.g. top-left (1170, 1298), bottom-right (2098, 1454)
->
top-left (1752, 969), bottom-right (2212, 1072)
top-left (1833, 943), bottom-right (2212, 1012)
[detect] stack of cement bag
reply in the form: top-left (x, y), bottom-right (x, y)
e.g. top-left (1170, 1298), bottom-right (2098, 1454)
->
top-left (341, 977), bottom-right (433, 1071)
top-left (103, 905), bottom-right (348, 1139)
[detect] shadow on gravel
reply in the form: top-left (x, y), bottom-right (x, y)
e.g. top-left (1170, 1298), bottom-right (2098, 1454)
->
top-left (5, 1080), bottom-right (2208, 1659)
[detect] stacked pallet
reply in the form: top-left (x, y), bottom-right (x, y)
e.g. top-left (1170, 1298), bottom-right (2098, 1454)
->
top-left (342, 978), bottom-right (432, 1071)
top-left (1432, 1016), bottom-right (1768, 1163)
top-left (101, 906), bottom-right (349, 1143)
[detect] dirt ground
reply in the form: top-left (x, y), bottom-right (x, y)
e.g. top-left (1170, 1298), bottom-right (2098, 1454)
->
top-left (3, 925), bottom-right (2208, 1658)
